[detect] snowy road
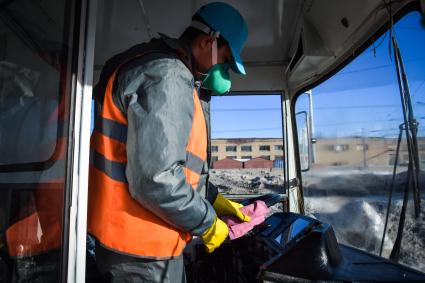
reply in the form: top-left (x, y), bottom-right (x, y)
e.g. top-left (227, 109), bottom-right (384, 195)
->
top-left (210, 168), bottom-right (425, 272)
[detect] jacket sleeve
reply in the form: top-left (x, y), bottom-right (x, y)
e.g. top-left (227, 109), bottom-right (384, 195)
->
top-left (118, 57), bottom-right (216, 236)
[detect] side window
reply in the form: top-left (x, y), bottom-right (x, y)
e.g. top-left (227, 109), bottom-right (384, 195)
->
top-left (295, 11), bottom-right (425, 271)
top-left (241, 145), bottom-right (252, 152)
top-left (259, 145), bottom-right (271, 151)
top-left (210, 94), bottom-right (285, 198)
top-left (225, 145), bottom-right (237, 152)
top-left (0, 0), bottom-right (78, 281)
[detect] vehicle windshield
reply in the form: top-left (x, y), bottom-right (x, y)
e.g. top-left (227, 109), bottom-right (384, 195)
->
top-left (295, 11), bottom-right (425, 272)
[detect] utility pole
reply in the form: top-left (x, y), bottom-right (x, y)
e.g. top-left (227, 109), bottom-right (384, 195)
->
top-left (307, 90), bottom-right (316, 164)
top-left (362, 128), bottom-right (367, 168)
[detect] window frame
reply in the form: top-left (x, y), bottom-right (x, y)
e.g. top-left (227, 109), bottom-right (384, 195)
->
top-left (274, 144), bottom-right (284, 151)
top-left (290, 3), bottom-right (422, 269)
top-left (225, 145), bottom-right (237, 152)
top-left (259, 145), bottom-right (271, 151)
top-left (241, 145), bottom-right (252, 152)
top-left (0, 0), bottom-right (85, 281)
top-left (0, 0), bottom-right (78, 173)
top-left (290, 2), bottom-right (420, 195)
top-left (209, 91), bottom-right (288, 199)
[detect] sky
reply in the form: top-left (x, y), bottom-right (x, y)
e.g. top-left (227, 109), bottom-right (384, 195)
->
top-left (211, 11), bottom-right (425, 140)
top-left (211, 94), bottom-right (283, 139)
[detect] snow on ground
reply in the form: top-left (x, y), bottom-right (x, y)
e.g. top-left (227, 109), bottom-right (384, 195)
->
top-left (209, 168), bottom-right (425, 272)
top-left (209, 168), bottom-right (285, 195)
top-left (305, 195), bottom-right (425, 271)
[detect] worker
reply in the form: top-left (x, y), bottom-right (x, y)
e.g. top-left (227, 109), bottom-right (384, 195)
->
top-left (88, 2), bottom-right (250, 282)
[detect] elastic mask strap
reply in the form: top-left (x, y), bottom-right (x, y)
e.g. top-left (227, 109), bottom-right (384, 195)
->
top-left (190, 20), bottom-right (220, 70)
top-left (212, 38), bottom-right (217, 65)
top-left (190, 20), bottom-right (220, 37)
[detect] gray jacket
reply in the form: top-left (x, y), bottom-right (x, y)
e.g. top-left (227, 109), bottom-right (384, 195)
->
top-left (110, 35), bottom-right (217, 236)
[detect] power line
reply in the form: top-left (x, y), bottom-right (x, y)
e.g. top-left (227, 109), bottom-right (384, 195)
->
top-left (336, 56), bottom-right (425, 76)
top-left (412, 80), bottom-right (425, 99)
top-left (314, 117), bottom-right (421, 128)
top-left (383, 80), bottom-right (425, 119)
top-left (212, 117), bottom-right (425, 133)
top-left (214, 104), bottom-right (417, 113)
top-left (213, 108), bottom-right (280, 112)
top-left (213, 127), bottom-right (282, 134)
top-left (296, 105), bottom-right (403, 112)
top-left (212, 116), bottom-right (425, 133)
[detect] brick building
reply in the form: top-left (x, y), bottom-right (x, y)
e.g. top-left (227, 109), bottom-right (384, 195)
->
top-left (211, 137), bottom-right (425, 169)
top-left (212, 158), bottom-right (244, 169)
top-left (211, 138), bottom-right (284, 162)
top-left (244, 157), bottom-right (274, 169)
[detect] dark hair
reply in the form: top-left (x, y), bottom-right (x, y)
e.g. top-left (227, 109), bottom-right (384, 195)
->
top-left (179, 15), bottom-right (228, 48)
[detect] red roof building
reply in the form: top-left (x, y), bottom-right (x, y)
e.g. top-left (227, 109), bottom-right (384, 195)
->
top-left (244, 157), bottom-right (273, 169)
top-left (212, 158), bottom-right (243, 169)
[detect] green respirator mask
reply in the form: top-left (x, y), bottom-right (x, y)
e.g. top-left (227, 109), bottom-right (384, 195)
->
top-left (201, 63), bottom-right (231, 95)
top-left (199, 34), bottom-right (231, 95)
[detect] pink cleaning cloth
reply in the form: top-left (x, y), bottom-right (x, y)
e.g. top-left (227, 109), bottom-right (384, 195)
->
top-left (221, 200), bottom-right (269, 240)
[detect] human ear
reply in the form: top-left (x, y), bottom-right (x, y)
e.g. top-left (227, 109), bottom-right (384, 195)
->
top-left (199, 34), bottom-right (213, 50)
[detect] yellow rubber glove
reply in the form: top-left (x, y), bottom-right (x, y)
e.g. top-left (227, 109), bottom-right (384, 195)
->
top-left (213, 193), bottom-right (251, 222)
top-left (201, 217), bottom-right (229, 253)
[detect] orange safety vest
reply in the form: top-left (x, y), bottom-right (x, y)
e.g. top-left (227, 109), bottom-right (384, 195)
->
top-left (88, 54), bottom-right (207, 258)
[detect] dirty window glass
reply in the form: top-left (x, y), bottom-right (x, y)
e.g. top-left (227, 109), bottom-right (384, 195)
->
top-left (0, 0), bottom-right (76, 282)
top-left (209, 94), bottom-right (285, 198)
top-left (394, 11), bottom-right (425, 271)
top-left (0, 0), bottom-right (70, 166)
top-left (295, 11), bottom-right (425, 272)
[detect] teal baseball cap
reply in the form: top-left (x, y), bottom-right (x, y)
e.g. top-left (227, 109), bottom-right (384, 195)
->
top-left (194, 2), bottom-right (248, 75)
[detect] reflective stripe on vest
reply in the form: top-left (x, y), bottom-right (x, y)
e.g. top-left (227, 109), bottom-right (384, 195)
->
top-left (88, 63), bottom-right (207, 258)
